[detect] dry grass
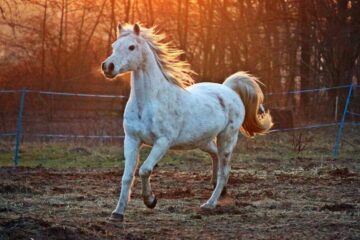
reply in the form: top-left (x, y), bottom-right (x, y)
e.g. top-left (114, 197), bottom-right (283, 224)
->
top-left (0, 127), bottom-right (359, 239)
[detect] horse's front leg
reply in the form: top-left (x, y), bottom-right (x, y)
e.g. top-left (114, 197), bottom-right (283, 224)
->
top-left (110, 136), bottom-right (141, 221)
top-left (139, 137), bottom-right (170, 208)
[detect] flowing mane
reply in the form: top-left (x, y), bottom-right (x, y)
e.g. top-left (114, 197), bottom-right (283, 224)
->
top-left (119, 24), bottom-right (195, 88)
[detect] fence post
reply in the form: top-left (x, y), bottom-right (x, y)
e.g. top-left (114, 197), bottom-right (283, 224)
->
top-left (13, 88), bottom-right (26, 166)
top-left (334, 96), bottom-right (339, 121)
top-left (333, 84), bottom-right (353, 158)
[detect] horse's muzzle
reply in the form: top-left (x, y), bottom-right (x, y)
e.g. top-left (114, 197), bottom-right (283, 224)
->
top-left (102, 61), bottom-right (116, 78)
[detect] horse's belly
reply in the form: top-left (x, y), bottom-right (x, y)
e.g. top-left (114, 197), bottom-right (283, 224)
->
top-left (170, 138), bottom-right (214, 150)
top-left (171, 121), bottom-right (223, 149)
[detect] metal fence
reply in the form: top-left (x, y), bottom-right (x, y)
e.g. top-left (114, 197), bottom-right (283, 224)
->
top-left (0, 84), bottom-right (359, 166)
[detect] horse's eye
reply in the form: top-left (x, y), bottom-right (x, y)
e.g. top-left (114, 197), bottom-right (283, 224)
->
top-left (128, 45), bottom-right (135, 51)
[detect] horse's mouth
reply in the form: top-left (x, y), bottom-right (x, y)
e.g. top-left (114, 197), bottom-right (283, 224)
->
top-left (104, 73), bottom-right (116, 79)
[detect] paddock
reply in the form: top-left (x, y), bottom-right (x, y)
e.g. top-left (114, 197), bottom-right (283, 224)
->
top-left (0, 128), bottom-right (359, 239)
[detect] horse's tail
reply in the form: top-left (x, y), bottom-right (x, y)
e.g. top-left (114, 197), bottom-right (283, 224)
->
top-left (223, 71), bottom-right (273, 137)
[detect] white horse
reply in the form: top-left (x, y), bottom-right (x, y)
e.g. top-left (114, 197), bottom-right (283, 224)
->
top-left (102, 23), bottom-right (273, 221)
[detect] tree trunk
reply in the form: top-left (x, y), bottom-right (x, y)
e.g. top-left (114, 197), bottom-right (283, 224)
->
top-left (107, 0), bottom-right (116, 56)
top-left (40, 0), bottom-right (48, 84)
top-left (123, 0), bottom-right (131, 22)
top-left (56, 0), bottom-right (65, 86)
top-left (299, 0), bottom-right (312, 120)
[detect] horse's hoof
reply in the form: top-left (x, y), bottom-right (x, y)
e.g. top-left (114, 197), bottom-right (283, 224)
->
top-left (200, 202), bottom-right (215, 209)
top-left (108, 212), bottom-right (124, 222)
top-left (145, 196), bottom-right (157, 209)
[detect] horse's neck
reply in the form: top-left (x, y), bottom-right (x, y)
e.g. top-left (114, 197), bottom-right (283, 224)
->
top-left (130, 60), bottom-right (179, 111)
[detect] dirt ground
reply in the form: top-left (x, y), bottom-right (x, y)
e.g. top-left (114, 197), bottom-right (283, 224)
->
top-left (0, 156), bottom-right (359, 239)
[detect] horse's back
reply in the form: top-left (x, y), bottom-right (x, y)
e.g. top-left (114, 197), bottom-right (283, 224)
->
top-left (187, 82), bottom-right (245, 115)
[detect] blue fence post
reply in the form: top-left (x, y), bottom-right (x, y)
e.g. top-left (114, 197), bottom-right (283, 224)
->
top-left (13, 88), bottom-right (26, 166)
top-left (333, 84), bottom-right (353, 158)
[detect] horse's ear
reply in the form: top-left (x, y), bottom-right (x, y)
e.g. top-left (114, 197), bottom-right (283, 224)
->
top-left (134, 23), bottom-right (140, 36)
top-left (117, 23), bottom-right (122, 34)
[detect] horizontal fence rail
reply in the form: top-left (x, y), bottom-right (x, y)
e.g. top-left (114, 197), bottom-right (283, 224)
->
top-left (0, 90), bottom-right (20, 94)
top-left (0, 84), bottom-right (358, 166)
top-left (348, 111), bottom-right (360, 117)
top-left (269, 122), bottom-right (340, 133)
top-left (0, 133), bottom-right (16, 137)
top-left (30, 133), bottom-right (125, 139)
top-left (0, 89), bottom-right (127, 98)
top-left (265, 84), bottom-right (351, 95)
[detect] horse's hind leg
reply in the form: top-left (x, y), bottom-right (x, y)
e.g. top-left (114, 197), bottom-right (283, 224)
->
top-left (201, 129), bottom-right (238, 209)
top-left (200, 141), bottom-right (218, 186)
top-left (200, 141), bottom-right (227, 196)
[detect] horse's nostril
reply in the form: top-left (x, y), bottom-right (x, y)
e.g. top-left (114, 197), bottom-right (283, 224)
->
top-left (109, 63), bottom-right (115, 72)
top-left (101, 62), bottom-right (106, 71)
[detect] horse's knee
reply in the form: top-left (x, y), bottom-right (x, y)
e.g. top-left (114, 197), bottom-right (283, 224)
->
top-left (139, 165), bottom-right (152, 178)
top-left (219, 151), bottom-right (231, 159)
top-left (121, 176), bottom-right (133, 186)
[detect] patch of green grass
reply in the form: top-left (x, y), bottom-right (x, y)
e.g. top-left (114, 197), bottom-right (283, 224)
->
top-left (0, 142), bottom-right (124, 169)
top-left (0, 126), bottom-right (359, 169)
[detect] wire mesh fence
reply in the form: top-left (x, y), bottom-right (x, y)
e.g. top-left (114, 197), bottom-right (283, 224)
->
top-left (0, 84), bottom-right (359, 166)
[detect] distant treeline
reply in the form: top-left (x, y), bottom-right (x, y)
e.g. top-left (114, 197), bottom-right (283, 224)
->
top-left (0, 0), bottom-right (359, 118)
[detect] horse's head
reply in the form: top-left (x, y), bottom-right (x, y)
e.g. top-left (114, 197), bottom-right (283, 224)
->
top-left (102, 23), bottom-right (144, 78)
